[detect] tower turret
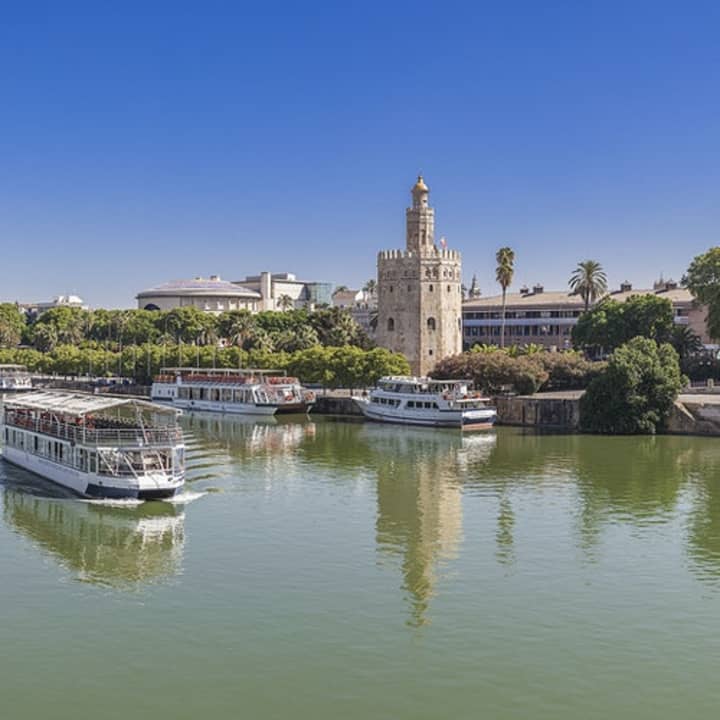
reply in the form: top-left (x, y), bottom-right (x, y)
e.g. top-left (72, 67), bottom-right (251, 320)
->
top-left (406, 175), bottom-right (435, 254)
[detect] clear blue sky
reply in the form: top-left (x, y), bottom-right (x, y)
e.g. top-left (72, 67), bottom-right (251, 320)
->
top-left (1, 0), bottom-right (719, 308)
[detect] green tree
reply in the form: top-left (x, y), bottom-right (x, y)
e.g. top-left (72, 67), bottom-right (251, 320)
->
top-left (569, 260), bottom-right (608, 312)
top-left (580, 337), bottom-right (686, 434)
top-left (32, 306), bottom-right (89, 347)
top-left (671, 324), bottom-right (703, 361)
top-left (0, 303), bottom-right (26, 348)
top-left (683, 247), bottom-right (720, 340)
top-left (218, 310), bottom-right (256, 346)
top-left (495, 247), bottom-right (515, 348)
top-left (572, 294), bottom-right (674, 354)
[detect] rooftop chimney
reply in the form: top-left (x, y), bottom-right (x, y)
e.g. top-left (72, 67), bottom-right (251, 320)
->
top-left (620, 281), bottom-right (632, 292)
top-left (532, 283), bottom-right (544, 294)
top-left (520, 285), bottom-right (530, 296)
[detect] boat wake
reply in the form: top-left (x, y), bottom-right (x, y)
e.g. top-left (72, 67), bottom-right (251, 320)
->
top-left (162, 489), bottom-right (207, 505)
top-left (79, 497), bottom-right (145, 508)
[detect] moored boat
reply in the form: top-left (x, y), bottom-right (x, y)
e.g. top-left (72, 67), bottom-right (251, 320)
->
top-left (0, 364), bottom-right (33, 392)
top-left (151, 367), bottom-right (315, 416)
top-left (352, 376), bottom-right (497, 430)
top-left (0, 391), bottom-right (185, 499)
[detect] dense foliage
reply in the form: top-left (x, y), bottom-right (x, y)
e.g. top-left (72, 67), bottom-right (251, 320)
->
top-left (684, 247), bottom-right (720, 341)
top-left (579, 337), bottom-right (686, 434)
top-left (572, 294), bottom-right (675, 354)
top-left (431, 347), bottom-right (602, 395)
top-left (0, 306), bottom-right (372, 353)
top-left (0, 303), bottom-right (26, 348)
top-left (0, 343), bottom-right (409, 388)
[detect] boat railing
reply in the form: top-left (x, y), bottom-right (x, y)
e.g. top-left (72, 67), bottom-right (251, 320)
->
top-left (4, 415), bottom-right (182, 447)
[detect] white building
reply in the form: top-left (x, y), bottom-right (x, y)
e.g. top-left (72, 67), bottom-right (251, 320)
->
top-left (136, 276), bottom-right (261, 314)
top-left (21, 294), bottom-right (89, 318)
top-left (233, 272), bottom-right (334, 311)
top-left (332, 289), bottom-right (377, 335)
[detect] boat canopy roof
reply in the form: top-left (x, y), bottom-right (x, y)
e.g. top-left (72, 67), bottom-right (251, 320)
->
top-left (160, 367), bottom-right (286, 375)
top-left (379, 376), bottom-right (472, 386)
top-left (3, 391), bottom-right (177, 417)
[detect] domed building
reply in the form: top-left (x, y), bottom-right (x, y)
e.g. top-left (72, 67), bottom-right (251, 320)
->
top-left (136, 275), bottom-right (261, 314)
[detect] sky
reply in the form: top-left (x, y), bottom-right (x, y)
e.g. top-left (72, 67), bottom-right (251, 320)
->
top-left (1, 0), bottom-right (719, 308)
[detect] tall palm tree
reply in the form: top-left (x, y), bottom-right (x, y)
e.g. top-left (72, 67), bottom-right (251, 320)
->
top-left (495, 247), bottom-right (515, 348)
top-left (363, 279), bottom-right (377, 296)
top-left (277, 294), bottom-right (294, 311)
top-left (569, 260), bottom-right (608, 312)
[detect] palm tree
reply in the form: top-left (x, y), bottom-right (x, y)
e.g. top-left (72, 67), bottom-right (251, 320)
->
top-left (363, 279), bottom-right (377, 297)
top-left (671, 325), bottom-right (703, 360)
top-left (569, 260), bottom-right (608, 312)
top-left (227, 312), bottom-right (256, 347)
top-left (495, 247), bottom-right (515, 348)
top-left (277, 294), bottom-right (294, 311)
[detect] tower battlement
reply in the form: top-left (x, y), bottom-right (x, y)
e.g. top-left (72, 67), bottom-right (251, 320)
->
top-left (378, 248), bottom-right (461, 262)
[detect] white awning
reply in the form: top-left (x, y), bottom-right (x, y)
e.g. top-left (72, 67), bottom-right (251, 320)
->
top-left (3, 391), bottom-right (177, 417)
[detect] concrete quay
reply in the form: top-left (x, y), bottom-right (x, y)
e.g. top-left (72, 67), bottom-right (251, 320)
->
top-left (495, 390), bottom-right (720, 436)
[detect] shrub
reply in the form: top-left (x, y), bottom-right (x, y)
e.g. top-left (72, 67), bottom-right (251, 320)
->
top-left (535, 352), bottom-right (606, 391)
top-left (580, 337), bottom-right (686, 434)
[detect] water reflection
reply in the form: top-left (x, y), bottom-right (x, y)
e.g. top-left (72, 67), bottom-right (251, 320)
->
top-left (2, 490), bottom-right (184, 588)
top-left (184, 411), bottom-right (316, 457)
top-left (362, 425), bottom-right (496, 626)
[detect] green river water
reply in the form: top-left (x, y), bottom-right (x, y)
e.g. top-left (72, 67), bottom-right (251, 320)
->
top-left (2, 412), bottom-right (720, 719)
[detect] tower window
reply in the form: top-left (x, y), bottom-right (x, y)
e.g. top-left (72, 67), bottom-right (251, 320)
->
top-left (387, 318), bottom-right (395, 332)
top-left (407, 284), bottom-right (412, 292)
top-left (447, 285), bottom-right (451, 292)
top-left (429, 284), bottom-right (434, 292)
top-left (429, 349), bottom-right (434, 356)
top-left (427, 317), bottom-right (436, 331)
top-left (389, 285), bottom-right (394, 293)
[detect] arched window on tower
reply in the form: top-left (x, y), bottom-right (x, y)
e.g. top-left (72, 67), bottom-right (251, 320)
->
top-left (429, 284), bottom-right (434, 292)
top-left (387, 318), bottom-right (395, 332)
top-left (427, 317), bottom-right (436, 331)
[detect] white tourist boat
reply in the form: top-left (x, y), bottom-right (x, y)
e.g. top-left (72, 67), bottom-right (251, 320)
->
top-left (353, 376), bottom-right (497, 430)
top-left (151, 368), bottom-right (316, 416)
top-left (0, 364), bottom-right (33, 392)
top-left (0, 391), bottom-right (185, 500)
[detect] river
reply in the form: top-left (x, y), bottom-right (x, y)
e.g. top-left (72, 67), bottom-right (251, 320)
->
top-left (2, 413), bottom-right (720, 719)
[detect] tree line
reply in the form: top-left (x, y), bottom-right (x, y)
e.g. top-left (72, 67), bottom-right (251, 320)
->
top-left (0, 305), bottom-right (372, 353)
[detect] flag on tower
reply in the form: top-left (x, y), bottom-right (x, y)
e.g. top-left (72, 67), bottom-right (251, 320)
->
top-left (439, 236), bottom-right (447, 249)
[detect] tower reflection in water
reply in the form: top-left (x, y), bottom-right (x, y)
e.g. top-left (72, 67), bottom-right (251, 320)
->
top-left (365, 425), bottom-right (497, 627)
top-left (3, 489), bottom-right (185, 589)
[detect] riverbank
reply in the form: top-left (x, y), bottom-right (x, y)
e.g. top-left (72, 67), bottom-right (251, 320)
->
top-left (496, 390), bottom-right (720, 436)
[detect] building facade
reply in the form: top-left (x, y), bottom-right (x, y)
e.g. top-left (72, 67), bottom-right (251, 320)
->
top-left (332, 288), bottom-right (377, 336)
top-left (462, 280), bottom-right (712, 349)
top-left (136, 276), bottom-right (261, 314)
top-left (233, 272), bottom-right (333, 311)
top-left (20, 294), bottom-right (89, 319)
top-left (376, 176), bottom-right (462, 376)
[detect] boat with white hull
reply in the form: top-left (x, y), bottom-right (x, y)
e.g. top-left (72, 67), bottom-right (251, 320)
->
top-left (0, 364), bottom-right (33, 392)
top-left (1, 391), bottom-right (185, 500)
top-left (151, 368), bottom-right (315, 416)
top-left (353, 376), bottom-right (497, 431)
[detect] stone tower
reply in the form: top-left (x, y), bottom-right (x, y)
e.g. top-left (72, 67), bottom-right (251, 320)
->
top-left (376, 176), bottom-right (462, 376)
